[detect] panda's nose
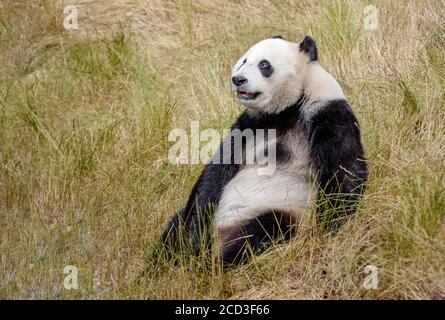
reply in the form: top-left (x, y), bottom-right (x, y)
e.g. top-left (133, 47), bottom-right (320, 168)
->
top-left (232, 76), bottom-right (248, 86)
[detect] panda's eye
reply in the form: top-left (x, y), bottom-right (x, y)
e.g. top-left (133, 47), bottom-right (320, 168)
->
top-left (258, 60), bottom-right (271, 69)
top-left (258, 60), bottom-right (273, 77)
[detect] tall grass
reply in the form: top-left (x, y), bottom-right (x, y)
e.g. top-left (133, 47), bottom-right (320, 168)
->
top-left (0, 0), bottom-right (444, 299)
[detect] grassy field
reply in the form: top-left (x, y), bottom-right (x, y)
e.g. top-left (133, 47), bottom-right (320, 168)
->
top-left (0, 0), bottom-right (444, 299)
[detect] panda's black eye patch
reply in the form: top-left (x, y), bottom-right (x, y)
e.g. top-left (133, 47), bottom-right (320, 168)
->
top-left (258, 59), bottom-right (273, 78)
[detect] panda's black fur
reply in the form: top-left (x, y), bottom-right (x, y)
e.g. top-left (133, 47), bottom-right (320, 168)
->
top-left (159, 36), bottom-right (368, 266)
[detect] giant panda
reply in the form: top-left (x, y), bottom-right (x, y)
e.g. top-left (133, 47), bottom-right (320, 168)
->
top-left (159, 35), bottom-right (368, 265)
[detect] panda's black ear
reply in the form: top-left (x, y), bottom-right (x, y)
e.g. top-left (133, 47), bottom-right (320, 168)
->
top-left (299, 35), bottom-right (318, 62)
top-left (272, 35), bottom-right (284, 39)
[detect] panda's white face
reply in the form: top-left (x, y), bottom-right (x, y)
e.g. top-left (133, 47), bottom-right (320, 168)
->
top-left (231, 38), bottom-right (307, 113)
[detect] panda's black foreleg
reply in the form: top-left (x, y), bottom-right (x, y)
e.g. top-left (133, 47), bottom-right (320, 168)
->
top-left (158, 163), bottom-right (242, 263)
top-left (308, 100), bottom-right (368, 232)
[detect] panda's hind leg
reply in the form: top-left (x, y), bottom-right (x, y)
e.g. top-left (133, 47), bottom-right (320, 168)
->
top-left (217, 211), bottom-right (296, 266)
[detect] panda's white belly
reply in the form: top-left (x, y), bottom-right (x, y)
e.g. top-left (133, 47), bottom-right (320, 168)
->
top-left (214, 131), bottom-right (316, 229)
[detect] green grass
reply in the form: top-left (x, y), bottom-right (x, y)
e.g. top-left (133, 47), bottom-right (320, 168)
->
top-left (0, 0), bottom-right (444, 299)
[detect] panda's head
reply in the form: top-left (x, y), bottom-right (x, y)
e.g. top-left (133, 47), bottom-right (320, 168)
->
top-left (231, 35), bottom-right (318, 113)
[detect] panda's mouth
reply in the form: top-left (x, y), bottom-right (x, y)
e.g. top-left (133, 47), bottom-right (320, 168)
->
top-left (236, 91), bottom-right (260, 100)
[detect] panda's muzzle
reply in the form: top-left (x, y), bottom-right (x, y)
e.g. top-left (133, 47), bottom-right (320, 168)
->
top-left (232, 76), bottom-right (260, 100)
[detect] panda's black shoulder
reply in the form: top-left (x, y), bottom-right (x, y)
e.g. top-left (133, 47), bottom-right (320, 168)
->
top-left (310, 99), bottom-right (358, 128)
top-left (307, 99), bottom-right (365, 161)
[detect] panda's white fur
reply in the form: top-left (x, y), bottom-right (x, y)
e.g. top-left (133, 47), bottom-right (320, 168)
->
top-left (215, 147), bottom-right (314, 229)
